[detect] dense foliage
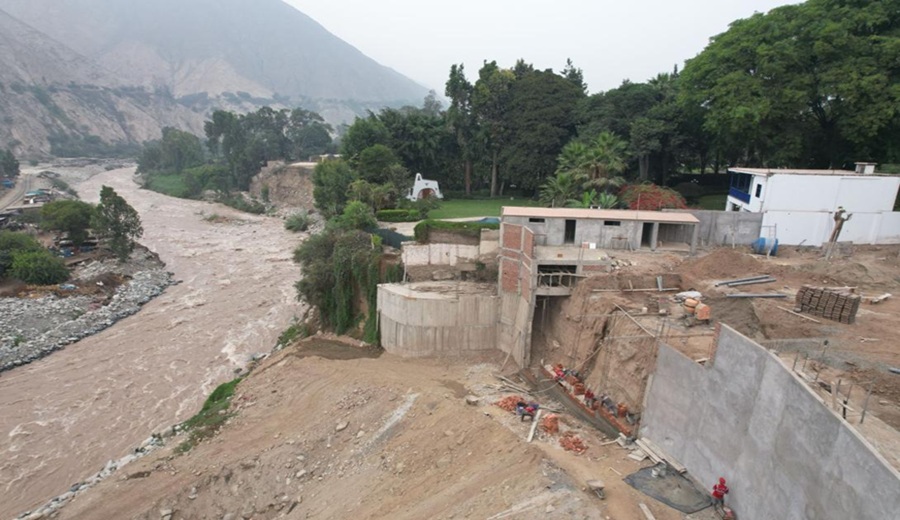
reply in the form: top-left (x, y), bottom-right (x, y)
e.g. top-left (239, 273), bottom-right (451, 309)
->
top-left (0, 231), bottom-right (43, 278)
top-left (137, 107), bottom-right (334, 201)
top-left (293, 227), bottom-right (398, 342)
top-left (619, 184), bottom-right (688, 211)
top-left (93, 186), bottom-right (143, 261)
top-left (9, 250), bottom-right (69, 285)
top-left (40, 200), bottom-right (95, 245)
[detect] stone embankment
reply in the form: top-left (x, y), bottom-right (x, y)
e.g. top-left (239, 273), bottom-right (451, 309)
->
top-left (0, 248), bottom-right (173, 371)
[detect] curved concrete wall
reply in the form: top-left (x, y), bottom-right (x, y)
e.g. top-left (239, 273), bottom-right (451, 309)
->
top-left (377, 284), bottom-right (498, 357)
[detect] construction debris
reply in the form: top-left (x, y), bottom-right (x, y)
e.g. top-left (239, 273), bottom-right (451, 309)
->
top-left (559, 432), bottom-right (588, 453)
top-left (796, 285), bottom-right (861, 323)
top-left (639, 503), bottom-right (658, 520)
top-left (541, 413), bottom-right (560, 434)
top-left (714, 274), bottom-right (774, 287)
top-left (494, 395), bottom-right (526, 412)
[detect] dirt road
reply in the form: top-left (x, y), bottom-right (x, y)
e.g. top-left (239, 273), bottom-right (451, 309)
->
top-left (0, 167), bottom-right (304, 517)
top-left (0, 171), bottom-right (37, 210)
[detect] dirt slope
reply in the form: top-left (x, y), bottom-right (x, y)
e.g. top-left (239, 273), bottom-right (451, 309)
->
top-left (56, 339), bottom-right (703, 520)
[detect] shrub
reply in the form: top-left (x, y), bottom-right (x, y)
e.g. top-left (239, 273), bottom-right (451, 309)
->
top-left (285, 212), bottom-right (311, 232)
top-left (9, 250), bottom-right (69, 285)
top-left (0, 231), bottom-right (43, 277)
top-left (375, 209), bottom-right (419, 222)
top-left (619, 184), bottom-right (688, 211)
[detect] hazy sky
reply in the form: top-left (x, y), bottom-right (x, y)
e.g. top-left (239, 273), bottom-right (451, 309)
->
top-left (286, 0), bottom-right (800, 96)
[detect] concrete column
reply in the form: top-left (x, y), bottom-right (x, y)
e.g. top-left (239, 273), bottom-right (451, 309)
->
top-left (650, 222), bottom-right (660, 251)
top-left (690, 223), bottom-right (700, 255)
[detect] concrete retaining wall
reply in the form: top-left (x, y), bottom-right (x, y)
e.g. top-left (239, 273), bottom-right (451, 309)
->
top-left (665, 209), bottom-right (762, 247)
top-left (377, 284), bottom-right (498, 357)
top-left (641, 325), bottom-right (900, 520)
top-left (401, 243), bottom-right (480, 267)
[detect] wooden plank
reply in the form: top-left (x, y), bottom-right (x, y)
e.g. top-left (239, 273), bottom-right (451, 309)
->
top-left (639, 437), bottom-right (687, 474)
top-left (527, 410), bottom-right (542, 443)
top-left (634, 439), bottom-right (663, 464)
top-left (639, 503), bottom-right (657, 520)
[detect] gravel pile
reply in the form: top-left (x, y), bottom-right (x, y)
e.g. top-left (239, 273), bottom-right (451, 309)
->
top-left (0, 250), bottom-right (173, 372)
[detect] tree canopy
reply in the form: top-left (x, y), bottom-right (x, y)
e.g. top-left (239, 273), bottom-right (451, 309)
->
top-left (40, 200), bottom-right (95, 245)
top-left (93, 186), bottom-right (143, 261)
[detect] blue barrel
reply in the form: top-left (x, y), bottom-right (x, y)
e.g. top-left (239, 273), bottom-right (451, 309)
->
top-left (752, 237), bottom-right (779, 256)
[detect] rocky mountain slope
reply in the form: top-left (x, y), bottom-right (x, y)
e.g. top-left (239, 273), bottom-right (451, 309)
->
top-left (0, 0), bottom-right (427, 157)
top-left (0, 7), bottom-right (206, 157)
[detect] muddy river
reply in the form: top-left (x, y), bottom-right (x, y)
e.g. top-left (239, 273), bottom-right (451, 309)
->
top-left (0, 167), bottom-right (303, 516)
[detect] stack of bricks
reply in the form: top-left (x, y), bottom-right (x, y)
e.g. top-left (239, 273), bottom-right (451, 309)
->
top-left (795, 285), bottom-right (861, 324)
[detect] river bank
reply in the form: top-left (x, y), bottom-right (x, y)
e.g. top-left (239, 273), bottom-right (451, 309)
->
top-left (0, 247), bottom-right (173, 372)
top-left (0, 165), bottom-right (304, 517)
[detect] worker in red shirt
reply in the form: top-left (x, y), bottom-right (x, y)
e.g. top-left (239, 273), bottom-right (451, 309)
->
top-left (583, 389), bottom-right (596, 408)
top-left (711, 477), bottom-right (729, 509)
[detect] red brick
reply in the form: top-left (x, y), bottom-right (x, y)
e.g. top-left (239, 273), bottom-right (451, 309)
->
top-left (502, 224), bottom-right (522, 251)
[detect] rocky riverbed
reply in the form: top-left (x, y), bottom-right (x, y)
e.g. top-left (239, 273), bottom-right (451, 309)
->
top-left (0, 248), bottom-right (173, 371)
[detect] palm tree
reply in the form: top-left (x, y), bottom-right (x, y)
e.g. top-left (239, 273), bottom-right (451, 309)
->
top-left (556, 132), bottom-right (629, 193)
top-left (539, 172), bottom-right (578, 208)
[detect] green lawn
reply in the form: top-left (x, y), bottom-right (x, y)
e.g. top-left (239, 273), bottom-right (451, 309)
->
top-left (697, 193), bottom-right (727, 210)
top-left (427, 198), bottom-right (541, 219)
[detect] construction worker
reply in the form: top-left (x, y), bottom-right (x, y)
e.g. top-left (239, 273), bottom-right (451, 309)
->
top-left (521, 402), bottom-right (539, 421)
top-left (711, 477), bottom-right (729, 509)
top-left (583, 389), bottom-right (596, 408)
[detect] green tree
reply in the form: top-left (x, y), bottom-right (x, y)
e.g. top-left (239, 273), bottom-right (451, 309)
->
top-left (312, 160), bottom-right (357, 217)
top-left (445, 64), bottom-right (478, 194)
top-left (680, 0), bottom-right (900, 167)
top-left (340, 116), bottom-right (391, 162)
top-left (472, 61), bottom-right (515, 196)
top-left (500, 67), bottom-right (583, 191)
top-left (336, 200), bottom-right (377, 231)
top-left (0, 231), bottom-right (42, 278)
top-left (93, 186), bottom-right (143, 261)
top-left (539, 172), bottom-right (579, 208)
top-left (40, 200), bottom-right (95, 245)
top-left (557, 132), bottom-right (629, 192)
top-left (9, 250), bottom-right (69, 285)
top-left (287, 108), bottom-right (333, 161)
top-left (137, 128), bottom-right (205, 174)
top-left (0, 149), bottom-right (20, 178)
top-left (357, 144), bottom-right (401, 184)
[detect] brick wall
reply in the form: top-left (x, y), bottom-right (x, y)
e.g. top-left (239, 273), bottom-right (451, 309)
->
top-left (502, 224), bottom-right (523, 251)
top-left (500, 257), bottom-right (520, 293)
top-left (522, 227), bottom-right (535, 258)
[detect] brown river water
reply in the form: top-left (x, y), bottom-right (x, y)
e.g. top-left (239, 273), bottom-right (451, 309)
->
top-left (0, 167), bottom-right (303, 517)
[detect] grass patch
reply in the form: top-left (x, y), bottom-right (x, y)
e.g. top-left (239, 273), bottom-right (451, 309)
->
top-left (426, 198), bottom-right (539, 219)
top-left (146, 174), bottom-right (191, 199)
top-left (176, 377), bottom-right (241, 453)
top-left (696, 193), bottom-right (727, 210)
top-left (277, 322), bottom-right (310, 347)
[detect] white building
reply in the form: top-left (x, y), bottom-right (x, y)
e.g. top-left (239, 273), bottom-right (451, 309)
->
top-left (406, 173), bottom-right (444, 201)
top-left (726, 163), bottom-right (900, 246)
